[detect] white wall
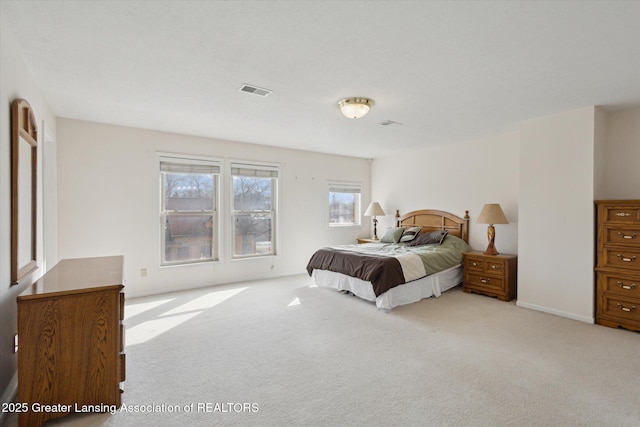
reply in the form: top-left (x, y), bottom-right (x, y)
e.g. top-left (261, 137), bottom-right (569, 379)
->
top-left (371, 132), bottom-right (520, 255)
top-left (593, 108), bottom-right (607, 201)
top-left (602, 107), bottom-right (640, 199)
top-left (517, 107), bottom-right (597, 323)
top-left (372, 105), bottom-right (638, 325)
top-left (0, 23), bottom-right (57, 417)
top-left (57, 119), bottom-right (371, 297)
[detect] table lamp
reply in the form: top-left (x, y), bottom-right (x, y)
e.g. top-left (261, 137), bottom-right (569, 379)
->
top-left (476, 203), bottom-right (509, 255)
top-left (364, 202), bottom-right (385, 240)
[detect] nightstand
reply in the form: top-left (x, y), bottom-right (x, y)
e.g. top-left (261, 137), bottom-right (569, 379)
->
top-left (463, 251), bottom-right (517, 301)
top-left (357, 238), bottom-right (380, 244)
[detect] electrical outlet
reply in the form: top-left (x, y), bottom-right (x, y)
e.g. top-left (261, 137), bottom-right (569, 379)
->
top-left (140, 268), bottom-right (147, 277)
top-left (14, 334), bottom-right (18, 353)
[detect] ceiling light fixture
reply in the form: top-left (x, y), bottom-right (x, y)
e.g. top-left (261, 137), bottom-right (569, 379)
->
top-left (338, 97), bottom-right (374, 119)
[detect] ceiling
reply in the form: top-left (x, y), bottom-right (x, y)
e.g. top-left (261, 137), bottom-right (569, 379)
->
top-left (2, 1), bottom-right (639, 159)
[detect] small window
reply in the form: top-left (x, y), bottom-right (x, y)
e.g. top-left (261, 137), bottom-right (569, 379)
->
top-left (328, 182), bottom-right (362, 226)
top-left (231, 162), bottom-right (278, 258)
top-left (160, 157), bottom-right (220, 266)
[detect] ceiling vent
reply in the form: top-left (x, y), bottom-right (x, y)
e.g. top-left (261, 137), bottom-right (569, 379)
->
top-left (378, 120), bottom-right (403, 127)
top-left (239, 84), bottom-right (272, 97)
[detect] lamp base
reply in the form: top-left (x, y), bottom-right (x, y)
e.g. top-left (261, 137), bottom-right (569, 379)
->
top-left (372, 218), bottom-right (379, 241)
top-left (483, 224), bottom-right (499, 255)
top-left (483, 244), bottom-right (499, 256)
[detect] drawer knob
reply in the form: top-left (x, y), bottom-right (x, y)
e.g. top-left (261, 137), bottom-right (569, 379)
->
top-left (615, 212), bottom-right (632, 217)
top-left (616, 281), bottom-right (638, 290)
top-left (480, 278), bottom-right (490, 284)
top-left (617, 232), bottom-right (637, 239)
top-left (616, 303), bottom-right (637, 312)
top-left (472, 262), bottom-right (479, 266)
top-left (616, 254), bottom-right (637, 263)
top-left (490, 265), bottom-right (498, 269)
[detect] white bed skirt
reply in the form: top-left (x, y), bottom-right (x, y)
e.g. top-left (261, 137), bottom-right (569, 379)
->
top-left (311, 264), bottom-right (463, 310)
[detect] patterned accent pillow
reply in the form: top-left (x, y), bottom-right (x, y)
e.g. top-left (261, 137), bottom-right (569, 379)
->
top-left (400, 227), bottom-right (422, 243)
top-left (380, 227), bottom-right (405, 243)
top-left (408, 230), bottom-right (449, 246)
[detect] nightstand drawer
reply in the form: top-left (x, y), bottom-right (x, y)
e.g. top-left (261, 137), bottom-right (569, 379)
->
top-left (465, 257), bottom-right (505, 275)
top-left (485, 260), bottom-right (505, 275)
top-left (465, 258), bottom-right (485, 273)
top-left (357, 238), bottom-right (380, 244)
top-left (465, 272), bottom-right (504, 291)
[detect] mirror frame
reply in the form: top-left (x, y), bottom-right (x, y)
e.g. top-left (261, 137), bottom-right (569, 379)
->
top-left (11, 98), bottom-right (38, 285)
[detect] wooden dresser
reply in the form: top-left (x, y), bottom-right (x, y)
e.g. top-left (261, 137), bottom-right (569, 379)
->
top-left (595, 200), bottom-right (640, 332)
top-left (17, 256), bottom-right (125, 427)
top-left (463, 251), bottom-right (517, 301)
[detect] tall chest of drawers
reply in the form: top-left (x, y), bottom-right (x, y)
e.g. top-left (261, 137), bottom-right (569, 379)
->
top-left (595, 200), bottom-right (640, 332)
top-left (17, 256), bottom-right (126, 427)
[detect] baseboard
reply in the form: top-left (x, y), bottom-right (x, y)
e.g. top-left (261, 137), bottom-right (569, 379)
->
top-left (516, 300), bottom-right (595, 324)
top-left (127, 272), bottom-right (306, 299)
top-left (0, 371), bottom-right (18, 425)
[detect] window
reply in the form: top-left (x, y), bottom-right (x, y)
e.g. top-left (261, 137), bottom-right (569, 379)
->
top-left (328, 182), bottom-right (362, 226)
top-left (231, 162), bottom-right (278, 258)
top-left (160, 157), bottom-right (219, 266)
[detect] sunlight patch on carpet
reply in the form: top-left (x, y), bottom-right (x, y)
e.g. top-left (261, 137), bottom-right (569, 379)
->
top-left (125, 288), bottom-right (247, 346)
top-left (162, 287), bottom-right (247, 315)
top-left (125, 298), bottom-right (174, 320)
top-left (288, 297), bottom-right (301, 307)
top-left (126, 312), bottom-right (200, 346)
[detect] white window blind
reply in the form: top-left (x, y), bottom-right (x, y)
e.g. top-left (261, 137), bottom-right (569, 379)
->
top-left (231, 163), bottom-right (278, 178)
top-left (160, 162), bottom-right (220, 174)
top-left (328, 183), bottom-right (362, 194)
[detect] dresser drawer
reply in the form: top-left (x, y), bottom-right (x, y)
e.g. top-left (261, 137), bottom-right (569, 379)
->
top-left (598, 293), bottom-right (640, 324)
top-left (597, 271), bottom-right (640, 299)
top-left (603, 226), bottom-right (640, 246)
top-left (120, 353), bottom-right (126, 382)
top-left (465, 272), bottom-right (504, 291)
top-left (601, 247), bottom-right (640, 271)
top-left (120, 291), bottom-right (126, 321)
top-left (602, 205), bottom-right (640, 224)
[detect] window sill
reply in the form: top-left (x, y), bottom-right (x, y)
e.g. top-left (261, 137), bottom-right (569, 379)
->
top-left (160, 259), bottom-right (219, 268)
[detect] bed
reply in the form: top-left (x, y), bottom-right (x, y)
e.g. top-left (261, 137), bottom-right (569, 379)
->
top-left (307, 209), bottom-right (471, 310)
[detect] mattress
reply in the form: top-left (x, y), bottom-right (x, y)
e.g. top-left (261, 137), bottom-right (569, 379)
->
top-left (311, 264), bottom-right (463, 310)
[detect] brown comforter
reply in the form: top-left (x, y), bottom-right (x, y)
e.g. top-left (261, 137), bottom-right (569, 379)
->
top-left (306, 248), bottom-right (405, 297)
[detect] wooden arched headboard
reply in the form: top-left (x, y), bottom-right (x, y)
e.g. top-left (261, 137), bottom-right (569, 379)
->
top-left (395, 209), bottom-right (470, 243)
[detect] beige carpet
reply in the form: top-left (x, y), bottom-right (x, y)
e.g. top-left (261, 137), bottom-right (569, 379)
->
top-left (5, 274), bottom-right (640, 427)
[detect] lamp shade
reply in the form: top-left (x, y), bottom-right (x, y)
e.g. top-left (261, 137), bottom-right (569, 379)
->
top-left (477, 204), bottom-right (509, 225)
top-left (364, 202), bottom-right (385, 217)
